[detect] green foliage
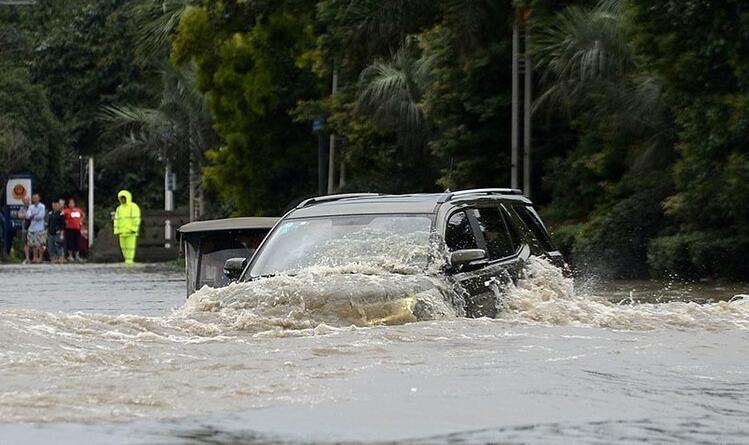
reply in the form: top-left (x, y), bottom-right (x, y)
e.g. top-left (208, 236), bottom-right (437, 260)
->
top-left (0, 67), bottom-right (69, 196)
top-left (0, 0), bottom-right (168, 211)
top-left (173, 2), bottom-right (321, 215)
top-left (99, 64), bottom-right (214, 168)
top-left (424, 23), bottom-right (514, 189)
top-left (314, 0), bottom-right (516, 192)
top-left (570, 178), bottom-right (670, 279)
top-left (1, 0), bottom-right (747, 281)
top-left (25, 0), bottom-right (152, 156)
top-left (648, 233), bottom-right (749, 280)
top-left (628, 0), bottom-right (749, 279)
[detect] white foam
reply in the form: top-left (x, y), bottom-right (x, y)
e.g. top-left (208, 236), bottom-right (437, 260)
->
top-left (497, 257), bottom-right (749, 331)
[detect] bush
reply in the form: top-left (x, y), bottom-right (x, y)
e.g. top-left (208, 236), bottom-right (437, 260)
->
top-left (570, 181), bottom-right (670, 279)
top-left (549, 222), bottom-right (583, 260)
top-left (648, 232), bottom-right (749, 280)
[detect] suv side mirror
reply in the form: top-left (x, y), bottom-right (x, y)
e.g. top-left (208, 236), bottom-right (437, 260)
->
top-left (223, 257), bottom-right (248, 281)
top-left (449, 249), bottom-right (487, 268)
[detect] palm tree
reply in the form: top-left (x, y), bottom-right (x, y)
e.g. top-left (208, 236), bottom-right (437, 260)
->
top-left (531, 0), bottom-right (671, 169)
top-left (103, 0), bottom-right (211, 219)
top-left (100, 63), bottom-right (216, 220)
top-left (323, 0), bottom-right (490, 191)
top-left (129, 0), bottom-right (192, 63)
top-left (356, 36), bottom-right (433, 144)
top-left (532, 0), bottom-right (663, 125)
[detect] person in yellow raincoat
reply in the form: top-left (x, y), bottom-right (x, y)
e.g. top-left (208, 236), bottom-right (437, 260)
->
top-left (113, 190), bottom-right (141, 264)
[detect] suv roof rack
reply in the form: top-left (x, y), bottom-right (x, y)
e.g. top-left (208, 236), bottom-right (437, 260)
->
top-left (296, 193), bottom-right (383, 209)
top-left (438, 188), bottom-right (524, 203)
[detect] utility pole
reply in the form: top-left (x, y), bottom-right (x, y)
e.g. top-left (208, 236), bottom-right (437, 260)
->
top-left (327, 67), bottom-right (339, 195)
top-left (511, 9), bottom-right (533, 197)
top-left (511, 18), bottom-right (520, 190)
top-left (523, 24), bottom-right (532, 199)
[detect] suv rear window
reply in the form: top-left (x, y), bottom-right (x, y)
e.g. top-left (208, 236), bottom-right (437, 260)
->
top-left (513, 205), bottom-right (556, 252)
top-left (445, 211), bottom-right (478, 251)
top-left (472, 207), bottom-right (516, 260)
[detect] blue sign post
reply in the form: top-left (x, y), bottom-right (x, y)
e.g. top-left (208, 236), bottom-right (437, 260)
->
top-left (312, 115), bottom-right (325, 133)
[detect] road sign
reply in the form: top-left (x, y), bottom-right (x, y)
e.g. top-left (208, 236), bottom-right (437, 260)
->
top-left (5, 175), bottom-right (31, 206)
top-left (312, 115), bottom-right (325, 132)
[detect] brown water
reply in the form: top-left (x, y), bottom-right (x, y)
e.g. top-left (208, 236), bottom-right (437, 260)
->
top-left (0, 260), bottom-right (748, 444)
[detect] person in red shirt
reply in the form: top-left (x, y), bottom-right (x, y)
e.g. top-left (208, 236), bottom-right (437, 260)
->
top-left (63, 198), bottom-right (85, 263)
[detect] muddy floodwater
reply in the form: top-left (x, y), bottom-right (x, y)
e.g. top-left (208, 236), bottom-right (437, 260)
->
top-left (1, 261), bottom-right (748, 444)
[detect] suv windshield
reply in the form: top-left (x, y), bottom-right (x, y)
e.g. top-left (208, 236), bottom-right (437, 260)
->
top-left (246, 214), bottom-right (434, 278)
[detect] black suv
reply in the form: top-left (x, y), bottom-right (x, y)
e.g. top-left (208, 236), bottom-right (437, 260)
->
top-left (226, 189), bottom-right (563, 318)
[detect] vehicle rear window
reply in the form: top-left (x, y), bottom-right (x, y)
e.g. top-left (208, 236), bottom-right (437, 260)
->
top-left (513, 205), bottom-right (556, 252)
top-left (445, 211), bottom-right (478, 251)
top-left (472, 207), bottom-right (516, 260)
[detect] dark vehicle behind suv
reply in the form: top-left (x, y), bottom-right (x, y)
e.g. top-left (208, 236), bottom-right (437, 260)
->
top-left (226, 189), bottom-right (563, 319)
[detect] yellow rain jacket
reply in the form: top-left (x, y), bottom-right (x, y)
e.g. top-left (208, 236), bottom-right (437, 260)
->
top-left (114, 190), bottom-right (141, 235)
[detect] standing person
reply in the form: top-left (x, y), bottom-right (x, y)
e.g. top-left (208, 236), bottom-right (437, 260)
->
top-left (18, 195), bottom-right (31, 264)
top-left (63, 198), bottom-right (85, 263)
top-left (1, 206), bottom-right (13, 258)
top-left (25, 193), bottom-right (47, 263)
top-left (113, 190), bottom-right (141, 264)
top-left (0, 206), bottom-right (10, 262)
top-left (47, 200), bottom-right (66, 264)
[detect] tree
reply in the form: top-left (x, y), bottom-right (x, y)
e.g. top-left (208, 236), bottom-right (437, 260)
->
top-left (0, 67), bottom-right (69, 196)
top-left (0, 118), bottom-right (30, 173)
top-left (314, 0), bottom-right (514, 192)
top-left (631, 0), bottom-right (749, 279)
top-left (356, 36), bottom-right (432, 145)
top-left (23, 1), bottom-right (152, 157)
top-left (100, 64), bottom-right (216, 218)
top-left (172, 1), bottom-right (321, 216)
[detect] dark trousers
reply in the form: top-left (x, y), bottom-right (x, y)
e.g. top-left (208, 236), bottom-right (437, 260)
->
top-left (64, 229), bottom-right (81, 255)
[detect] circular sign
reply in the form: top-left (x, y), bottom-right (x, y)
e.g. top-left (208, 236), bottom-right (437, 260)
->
top-left (12, 184), bottom-right (26, 199)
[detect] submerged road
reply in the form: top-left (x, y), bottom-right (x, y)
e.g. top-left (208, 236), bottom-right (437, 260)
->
top-left (0, 263), bottom-right (747, 444)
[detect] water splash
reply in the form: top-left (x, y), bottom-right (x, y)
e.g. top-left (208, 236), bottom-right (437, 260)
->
top-left (0, 253), bottom-right (746, 351)
top-left (497, 257), bottom-right (749, 331)
top-left (179, 269), bottom-right (462, 335)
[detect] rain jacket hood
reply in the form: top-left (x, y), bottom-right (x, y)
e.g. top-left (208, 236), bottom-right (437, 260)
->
top-left (114, 190), bottom-right (141, 236)
top-left (118, 190), bottom-right (133, 204)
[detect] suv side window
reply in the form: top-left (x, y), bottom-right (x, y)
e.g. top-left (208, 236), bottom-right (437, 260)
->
top-left (445, 211), bottom-right (478, 251)
top-left (500, 205), bottom-right (522, 250)
top-left (513, 205), bottom-right (556, 252)
top-left (472, 207), bottom-right (516, 260)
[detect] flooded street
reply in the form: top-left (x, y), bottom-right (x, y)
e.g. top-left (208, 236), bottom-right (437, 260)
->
top-left (1, 262), bottom-right (748, 444)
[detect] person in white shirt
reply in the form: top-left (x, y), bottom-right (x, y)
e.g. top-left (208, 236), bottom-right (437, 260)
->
top-left (25, 193), bottom-right (47, 263)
